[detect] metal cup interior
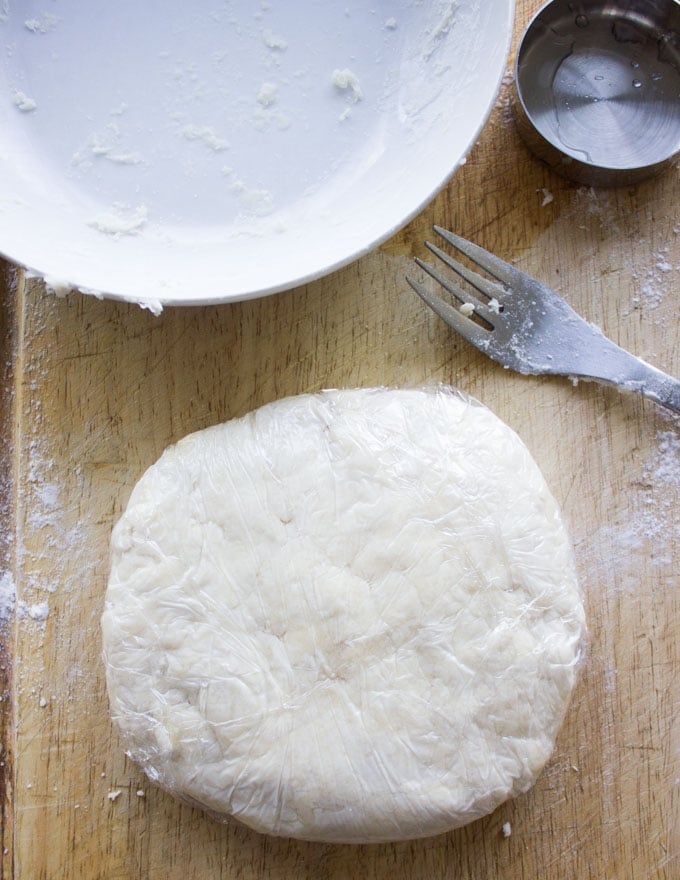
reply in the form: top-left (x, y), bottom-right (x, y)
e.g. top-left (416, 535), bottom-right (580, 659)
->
top-left (513, 0), bottom-right (680, 186)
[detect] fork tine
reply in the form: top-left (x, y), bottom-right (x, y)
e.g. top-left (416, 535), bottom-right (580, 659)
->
top-left (406, 275), bottom-right (492, 347)
top-left (434, 226), bottom-right (520, 286)
top-left (414, 256), bottom-right (496, 323)
top-left (422, 243), bottom-right (504, 307)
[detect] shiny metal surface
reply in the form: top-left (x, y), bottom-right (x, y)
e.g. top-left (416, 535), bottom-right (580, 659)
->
top-left (513, 0), bottom-right (680, 186)
top-left (408, 227), bottom-right (680, 413)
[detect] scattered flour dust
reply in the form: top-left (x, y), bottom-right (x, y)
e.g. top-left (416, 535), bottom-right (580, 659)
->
top-left (0, 328), bottom-right (93, 709)
top-left (594, 426), bottom-right (680, 579)
top-left (0, 570), bottom-right (15, 624)
top-left (10, 597), bottom-right (50, 625)
top-left (565, 189), bottom-right (677, 318)
top-left (638, 430), bottom-right (680, 545)
top-left (629, 247), bottom-right (677, 313)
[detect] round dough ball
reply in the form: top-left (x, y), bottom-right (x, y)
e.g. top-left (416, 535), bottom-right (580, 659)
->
top-left (102, 387), bottom-right (584, 843)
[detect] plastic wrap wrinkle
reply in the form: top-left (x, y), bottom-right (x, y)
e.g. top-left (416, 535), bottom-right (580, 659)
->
top-left (102, 386), bottom-right (585, 843)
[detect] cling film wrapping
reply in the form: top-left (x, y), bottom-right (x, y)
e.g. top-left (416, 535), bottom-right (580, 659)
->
top-left (101, 386), bottom-right (585, 843)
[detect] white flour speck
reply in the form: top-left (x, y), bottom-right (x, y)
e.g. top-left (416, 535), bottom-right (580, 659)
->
top-left (0, 571), bottom-right (15, 623)
top-left (26, 600), bottom-right (49, 621)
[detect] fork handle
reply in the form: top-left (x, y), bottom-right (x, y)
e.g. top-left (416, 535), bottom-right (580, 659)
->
top-left (584, 354), bottom-right (680, 415)
top-left (626, 366), bottom-right (680, 415)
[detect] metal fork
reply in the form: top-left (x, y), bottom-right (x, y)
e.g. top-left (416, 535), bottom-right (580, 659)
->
top-left (407, 227), bottom-right (680, 415)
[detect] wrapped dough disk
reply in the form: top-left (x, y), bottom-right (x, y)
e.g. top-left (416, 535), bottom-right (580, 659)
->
top-left (102, 386), bottom-right (585, 843)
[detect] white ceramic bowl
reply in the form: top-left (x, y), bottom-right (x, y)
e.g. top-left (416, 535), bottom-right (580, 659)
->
top-left (0, 1), bottom-right (514, 308)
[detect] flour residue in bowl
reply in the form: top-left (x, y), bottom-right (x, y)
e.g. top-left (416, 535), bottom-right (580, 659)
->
top-left (13, 90), bottom-right (37, 111)
top-left (180, 124), bottom-right (229, 152)
top-left (0, 0), bottom-right (512, 303)
top-left (332, 68), bottom-right (363, 102)
top-left (76, 123), bottom-right (145, 166)
top-left (24, 13), bottom-right (59, 34)
top-left (88, 205), bottom-right (149, 238)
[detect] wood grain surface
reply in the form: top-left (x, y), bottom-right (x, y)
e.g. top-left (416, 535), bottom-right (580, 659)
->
top-left (1, 3), bottom-right (679, 878)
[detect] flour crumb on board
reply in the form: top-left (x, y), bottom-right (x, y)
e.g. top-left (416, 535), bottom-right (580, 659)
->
top-left (138, 298), bottom-right (164, 317)
top-left (494, 70), bottom-right (516, 115)
top-left (43, 276), bottom-right (72, 298)
top-left (0, 571), bottom-right (15, 625)
top-left (26, 600), bottom-right (49, 621)
top-left (541, 188), bottom-right (554, 207)
top-left (107, 790), bottom-right (122, 802)
top-left (502, 821), bottom-right (512, 838)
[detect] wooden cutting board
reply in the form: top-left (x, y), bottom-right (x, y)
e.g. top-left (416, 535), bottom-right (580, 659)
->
top-left (1, 3), bottom-right (678, 877)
